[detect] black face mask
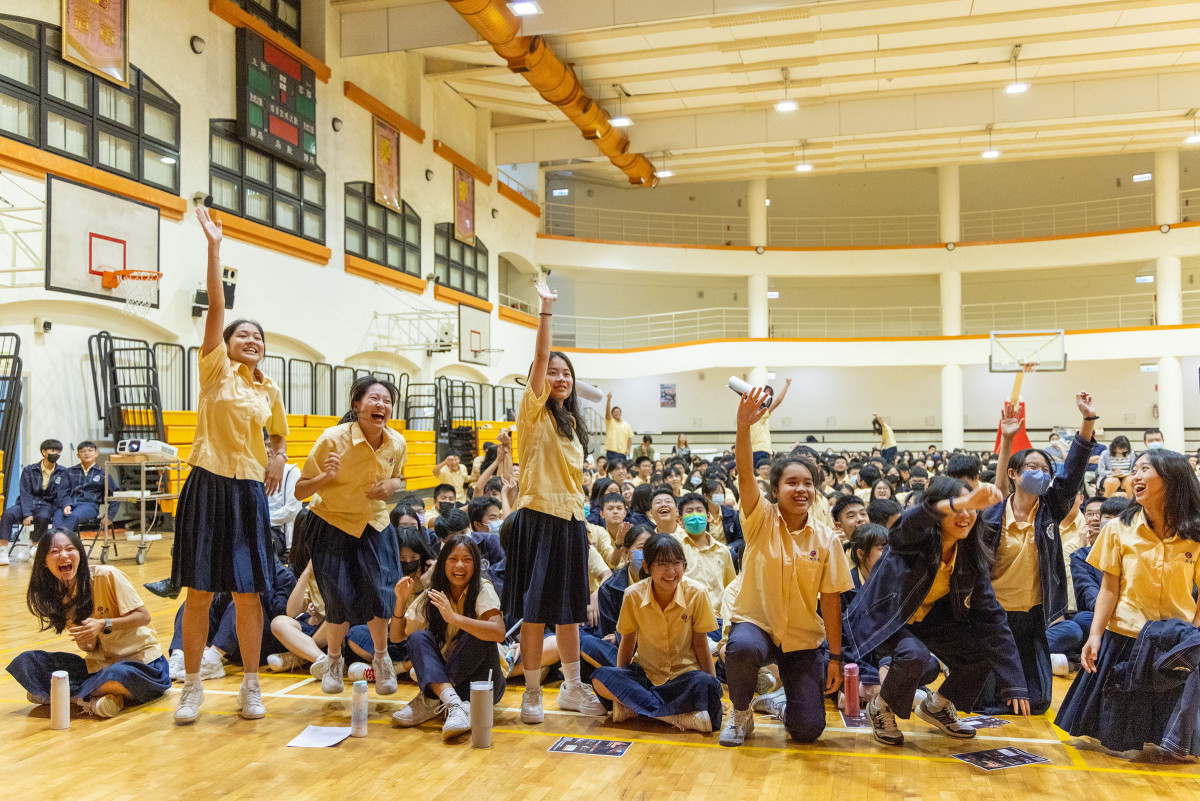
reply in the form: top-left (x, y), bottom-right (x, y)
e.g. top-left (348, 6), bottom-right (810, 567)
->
top-left (400, 559), bottom-right (422, 577)
top-left (438, 501), bottom-right (454, 516)
top-left (46, 453), bottom-right (60, 463)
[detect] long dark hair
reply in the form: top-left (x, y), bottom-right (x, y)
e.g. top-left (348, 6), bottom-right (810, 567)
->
top-left (630, 483), bottom-right (654, 514)
top-left (434, 508), bottom-right (470, 541)
top-left (27, 530), bottom-right (93, 633)
top-left (540, 351), bottom-right (589, 452)
top-left (1119, 450), bottom-right (1200, 542)
top-left (427, 534), bottom-right (483, 648)
top-left (590, 477), bottom-right (617, 506)
top-left (344, 375), bottom-right (399, 422)
top-left (397, 525), bottom-right (437, 564)
top-left (920, 476), bottom-right (996, 575)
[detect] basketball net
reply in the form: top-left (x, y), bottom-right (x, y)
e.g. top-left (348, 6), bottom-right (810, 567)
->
top-left (103, 270), bottom-right (161, 318)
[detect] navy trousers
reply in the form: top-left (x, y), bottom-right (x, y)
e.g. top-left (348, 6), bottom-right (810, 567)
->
top-left (407, 630), bottom-right (505, 705)
top-left (726, 622), bottom-right (827, 742)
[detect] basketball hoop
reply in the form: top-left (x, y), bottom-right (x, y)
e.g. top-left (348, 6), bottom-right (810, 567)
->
top-left (102, 269), bottom-right (161, 318)
top-left (471, 348), bottom-right (503, 367)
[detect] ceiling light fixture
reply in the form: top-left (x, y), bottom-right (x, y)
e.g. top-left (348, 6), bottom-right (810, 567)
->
top-left (981, 124), bottom-right (1000, 158)
top-left (507, 1), bottom-right (542, 16)
top-left (655, 151), bottom-right (673, 179)
top-left (1005, 44), bottom-right (1028, 94)
top-left (775, 68), bottom-right (797, 113)
top-left (795, 141), bottom-right (813, 172)
top-left (1186, 110), bottom-right (1200, 144)
top-left (609, 84), bottom-right (632, 128)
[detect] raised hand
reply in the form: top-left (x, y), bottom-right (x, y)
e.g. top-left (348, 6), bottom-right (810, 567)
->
top-left (428, 589), bottom-right (459, 624)
top-left (394, 575), bottom-right (415, 604)
top-left (195, 206), bottom-right (222, 247)
top-left (535, 281), bottom-right (557, 311)
top-left (736, 387), bottom-right (770, 431)
top-left (1076, 391), bottom-right (1097, 420)
top-left (999, 400), bottom-right (1021, 439)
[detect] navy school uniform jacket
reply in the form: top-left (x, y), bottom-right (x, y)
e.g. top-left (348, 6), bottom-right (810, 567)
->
top-left (60, 464), bottom-right (120, 519)
top-left (844, 502), bottom-right (1028, 702)
top-left (980, 431), bottom-right (1094, 628)
top-left (17, 462), bottom-right (65, 516)
top-left (596, 566), bottom-right (632, 638)
top-left (1070, 545), bottom-right (1102, 614)
top-left (720, 505), bottom-right (743, 546)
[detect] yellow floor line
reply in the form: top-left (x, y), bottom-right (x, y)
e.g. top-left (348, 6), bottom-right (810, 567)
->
top-left (1050, 720), bottom-right (1089, 768)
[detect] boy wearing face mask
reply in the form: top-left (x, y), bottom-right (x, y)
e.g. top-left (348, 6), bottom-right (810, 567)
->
top-left (977, 393), bottom-right (1098, 715)
top-left (673, 494), bottom-right (736, 637)
top-left (465, 496), bottom-right (506, 573)
top-left (1142, 427), bottom-right (1165, 452)
top-left (0, 438), bottom-right (65, 564)
top-left (425, 484), bottom-right (459, 530)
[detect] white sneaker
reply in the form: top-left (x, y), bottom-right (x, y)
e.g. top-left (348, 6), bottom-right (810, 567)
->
top-left (81, 694), bottom-right (124, 718)
top-left (719, 708), bottom-right (755, 747)
top-left (168, 650), bottom-right (185, 682)
top-left (347, 662), bottom-right (375, 682)
top-left (309, 655), bottom-right (328, 680)
top-left (612, 700), bottom-right (636, 723)
top-left (266, 652), bottom-right (304, 673)
top-left (1051, 653), bottom-right (1070, 677)
top-left (175, 681), bottom-right (204, 724)
top-left (755, 667), bottom-right (779, 695)
top-left (442, 701), bottom-right (472, 741)
top-left (867, 696), bottom-right (904, 746)
top-left (199, 647), bottom-right (225, 681)
top-left (520, 687), bottom-right (544, 724)
top-left (237, 681), bottom-right (266, 719)
top-left (659, 710), bottom-right (712, 733)
top-left (391, 693), bottom-right (442, 727)
top-left (321, 654), bottom-right (345, 694)
top-left (0, 546), bottom-right (9, 566)
top-left (373, 652), bottom-right (398, 695)
top-left (558, 682), bottom-right (606, 715)
top-left (751, 687), bottom-right (787, 718)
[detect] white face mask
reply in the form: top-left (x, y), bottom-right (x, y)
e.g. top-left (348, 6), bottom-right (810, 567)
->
top-left (711, 493), bottom-right (725, 505)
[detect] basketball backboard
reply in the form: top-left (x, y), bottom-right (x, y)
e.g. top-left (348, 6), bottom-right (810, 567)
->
top-left (458, 303), bottom-right (492, 366)
top-left (989, 330), bottom-right (1066, 372)
top-left (45, 176), bottom-right (160, 306)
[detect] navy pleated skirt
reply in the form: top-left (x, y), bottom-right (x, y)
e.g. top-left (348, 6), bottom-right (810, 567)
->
top-left (1055, 630), bottom-right (1186, 753)
top-left (501, 507), bottom-right (589, 625)
top-left (172, 466), bottom-right (273, 594)
top-left (307, 515), bottom-right (399, 626)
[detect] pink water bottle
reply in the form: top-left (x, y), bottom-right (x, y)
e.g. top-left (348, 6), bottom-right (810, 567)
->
top-left (843, 663), bottom-right (860, 711)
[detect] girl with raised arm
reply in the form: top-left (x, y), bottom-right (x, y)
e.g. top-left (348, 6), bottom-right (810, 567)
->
top-left (173, 208), bottom-right (288, 725)
top-left (504, 282), bottom-right (606, 724)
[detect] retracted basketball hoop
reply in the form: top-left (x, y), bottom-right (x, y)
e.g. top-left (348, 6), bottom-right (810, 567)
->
top-left (102, 269), bottom-right (162, 318)
top-left (989, 330), bottom-right (1065, 452)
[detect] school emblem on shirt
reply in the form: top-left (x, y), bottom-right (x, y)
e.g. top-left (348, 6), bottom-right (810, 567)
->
top-left (681, 614), bottom-right (688, 621)
top-left (809, 550), bottom-right (819, 561)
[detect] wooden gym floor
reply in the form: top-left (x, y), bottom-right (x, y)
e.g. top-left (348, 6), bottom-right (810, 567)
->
top-left (2, 538), bottom-right (1197, 800)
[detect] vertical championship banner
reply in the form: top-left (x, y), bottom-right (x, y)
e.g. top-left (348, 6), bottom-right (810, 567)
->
top-left (62, 0), bottom-right (130, 86)
top-left (453, 166), bottom-right (475, 245)
top-left (373, 117), bottom-right (402, 213)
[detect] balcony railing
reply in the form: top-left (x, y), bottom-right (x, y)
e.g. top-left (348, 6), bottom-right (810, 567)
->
top-left (768, 214), bottom-right (939, 247)
top-left (543, 202), bottom-right (749, 246)
top-left (551, 307), bottom-right (749, 349)
top-left (498, 291), bottom-right (535, 315)
top-left (959, 195), bottom-right (1155, 241)
top-left (498, 169), bottom-right (538, 204)
top-left (962, 293), bottom-right (1156, 334)
top-left (769, 306), bottom-right (942, 338)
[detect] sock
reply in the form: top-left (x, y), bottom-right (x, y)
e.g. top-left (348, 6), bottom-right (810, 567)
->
top-left (561, 660), bottom-right (581, 687)
top-left (870, 695), bottom-right (889, 712)
top-left (926, 690), bottom-right (949, 711)
top-left (438, 687), bottom-right (462, 707)
top-left (374, 649), bottom-right (387, 660)
top-left (328, 649), bottom-right (342, 662)
top-left (525, 670), bottom-right (541, 693)
top-left (242, 672), bottom-right (260, 689)
top-left (184, 672), bottom-right (201, 687)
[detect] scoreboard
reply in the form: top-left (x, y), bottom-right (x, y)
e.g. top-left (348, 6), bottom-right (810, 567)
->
top-left (235, 27), bottom-right (317, 170)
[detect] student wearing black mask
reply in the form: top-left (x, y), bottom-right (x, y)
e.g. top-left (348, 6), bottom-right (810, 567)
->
top-left (0, 438), bottom-right (64, 564)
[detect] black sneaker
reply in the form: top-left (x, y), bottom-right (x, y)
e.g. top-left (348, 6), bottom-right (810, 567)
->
top-left (916, 696), bottom-right (976, 739)
top-left (866, 696), bottom-right (904, 746)
top-left (144, 578), bottom-right (180, 599)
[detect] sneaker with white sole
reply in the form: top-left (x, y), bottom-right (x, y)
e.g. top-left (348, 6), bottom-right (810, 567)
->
top-left (659, 710), bottom-right (712, 733)
top-left (81, 694), bottom-right (124, 718)
top-left (26, 691), bottom-right (50, 705)
top-left (442, 701), bottom-right (472, 740)
top-left (266, 652), bottom-right (305, 673)
top-left (1050, 653), bottom-right (1070, 677)
top-left (373, 652), bottom-right (398, 695)
top-left (168, 650), bottom-right (185, 682)
top-left (0, 547), bottom-right (9, 566)
top-left (612, 700), bottom-right (636, 723)
top-left (755, 668), bottom-right (779, 695)
top-left (391, 693), bottom-right (442, 727)
top-left (915, 695), bottom-right (975, 739)
top-left (751, 687), bottom-right (787, 717)
top-left (321, 654), bottom-right (345, 694)
top-left (347, 662), bottom-right (375, 682)
top-left (866, 696), bottom-right (904, 746)
top-left (558, 682), bottom-right (606, 715)
top-left (719, 708), bottom-right (755, 747)
top-left (237, 682), bottom-right (266, 720)
top-left (309, 655), bottom-right (328, 680)
top-left (199, 648), bottom-right (225, 681)
top-left (175, 682), bottom-right (204, 724)
top-left (520, 687), bottom-right (544, 724)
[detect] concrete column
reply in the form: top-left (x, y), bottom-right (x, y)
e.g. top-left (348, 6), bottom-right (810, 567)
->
top-left (1157, 355), bottom-right (1184, 449)
top-left (941, 364), bottom-right (964, 450)
top-left (1154, 150), bottom-right (1180, 226)
top-left (938, 164), bottom-right (961, 243)
top-left (748, 365), bottom-right (769, 387)
top-left (748, 273), bottom-right (769, 338)
top-left (940, 269), bottom-right (962, 337)
top-left (1157, 255), bottom-right (1182, 326)
top-left (748, 178), bottom-right (768, 248)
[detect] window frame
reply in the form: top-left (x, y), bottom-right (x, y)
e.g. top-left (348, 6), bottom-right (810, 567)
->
top-left (434, 222), bottom-right (488, 300)
top-left (344, 181), bottom-right (421, 277)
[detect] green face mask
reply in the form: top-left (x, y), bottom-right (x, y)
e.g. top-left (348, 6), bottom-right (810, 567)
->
top-left (683, 513), bottom-right (708, 535)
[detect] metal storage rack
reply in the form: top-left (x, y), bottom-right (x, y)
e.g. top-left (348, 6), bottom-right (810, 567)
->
top-left (99, 455), bottom-right (183, 564)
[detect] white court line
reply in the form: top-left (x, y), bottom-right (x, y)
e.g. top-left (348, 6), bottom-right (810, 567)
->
top-left (275, 677), bottom-right (316, 695)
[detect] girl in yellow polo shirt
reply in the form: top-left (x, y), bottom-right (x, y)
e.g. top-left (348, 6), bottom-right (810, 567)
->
top-left (590, 533), bottom-right (723, 733)
top-left (295, 376), bottom-right (407, 697)
top-left (504, 282), bottom-right (606, 725)
top-left (1056, 449), bottom-right (1200, 756)
top-left (172, 208), bottom-right (288, 726)
top-left (722, 387), bottom-right (854, 748)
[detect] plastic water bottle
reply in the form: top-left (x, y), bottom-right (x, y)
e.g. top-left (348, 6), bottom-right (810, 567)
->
top-left (50, 670), bottom-right (70, 730)
top-left (843, 663), bottom-right (860, 712)
top-left (350, 680), bottom-right (368, 737)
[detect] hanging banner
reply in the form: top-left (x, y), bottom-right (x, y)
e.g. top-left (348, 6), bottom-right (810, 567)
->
top-left (373, 117), bottom-right (402, 213)
top-left (62, 0), bottom-right (130, 87)
top-left (453, 166), bottom-right (475, 246)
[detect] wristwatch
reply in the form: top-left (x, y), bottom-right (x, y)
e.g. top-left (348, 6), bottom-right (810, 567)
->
top-left (103, 618), bottom-right (113, 634)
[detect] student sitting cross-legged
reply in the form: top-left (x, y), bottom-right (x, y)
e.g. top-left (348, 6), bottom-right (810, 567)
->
top-left (590, 533), bottom-right (723, 733)
top-left (390, 534), bottom-right (506, 741)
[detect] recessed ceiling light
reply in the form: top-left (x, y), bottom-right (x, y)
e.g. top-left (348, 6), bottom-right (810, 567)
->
top-left (609, 115), bottom-right (632, 128)
top-left (1005, 82), bottom-right (1028, 94)
top-left (655, 169), bottom-right (673, 178)
top-left (775, 99), bottom-right (798, 113)
top-left (507, 1), bottom-right (542, 16)
top-left (981, 149), bottom-right (1001, 159)
top-left (795, 163), bottom-right (813, 172)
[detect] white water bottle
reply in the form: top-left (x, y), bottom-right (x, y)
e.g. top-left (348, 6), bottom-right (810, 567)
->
top-left (728, 376), bottom-right (771, 409)
top-left (575, 380), bottom-right (604, 404)
top-left (470, 679), bottom-right (493, 748)
top-left (50, 670), bottom-right (70, 730)
top-left (350, 680), bottom-right (368, 737)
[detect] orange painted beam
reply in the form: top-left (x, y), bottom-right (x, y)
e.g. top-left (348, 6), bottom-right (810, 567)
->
top-left (498, 181), bottom-right (541, 218)
top-left (210, 210), bottom-right (331, 265)
top-left (344, 254), bottom-right (427, 294)
top-left (209, 0), bottom-right (331, 83)
top-left (433, 140), bottom-right (492, 186)
top-left (498, 304), bottom-right (537, 329)
top-left (433, 282), bottom-right (493, 312)
top-left (343, 82), bottom-right (426, 144)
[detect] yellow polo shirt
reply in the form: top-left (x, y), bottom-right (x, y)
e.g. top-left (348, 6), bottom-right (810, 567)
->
top-left (303, 422), bottom-right (407, 537)
top-left (991, 498), bottom-right (1043, 612)
top-left (672, 530), bottom-right (736, 613)
top-left (189, 341), bottom-right (288, 482)
top-left (604, 419), bottom-right (632, 455)
top-left (879, 422), bottom-right (897, 450)
top-left (616, 576), bottom-right (717, 686)
top-left (809, 492), bottom-right (834, 530)
top-left (587, 545), bottom-right (609, 594)
top-left (732, 492), bottom-right (853, 651)
top-left (749, 413), bottom-right (772, 455)
top-left (909, 548), bottom-right (957, 624)
top-left (516, 382), bottom-right (585, 521)
top-left (437, 464), bottom-right (469, 502)
top-left (86, 565), bottom-right (162, 672)
top-left (405, 580), bottom-right (501, 655)
top-left (1060, 511), bottom-right (1086, 557)
top-left (1089, 511), bottom-right (1200, 638)
top-left (586, 523), bottom-right (616, 565)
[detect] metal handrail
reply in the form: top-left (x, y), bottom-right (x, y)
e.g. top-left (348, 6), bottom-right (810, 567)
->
top-left (962, 293), bottom-right (1156, 333)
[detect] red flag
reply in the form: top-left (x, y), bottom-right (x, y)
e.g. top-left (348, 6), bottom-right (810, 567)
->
top-left (994, 401), bottom-right (1033, 453)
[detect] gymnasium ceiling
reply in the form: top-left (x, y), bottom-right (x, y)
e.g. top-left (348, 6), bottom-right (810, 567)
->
top-left (336, 0), bottom-right (1200, 184)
